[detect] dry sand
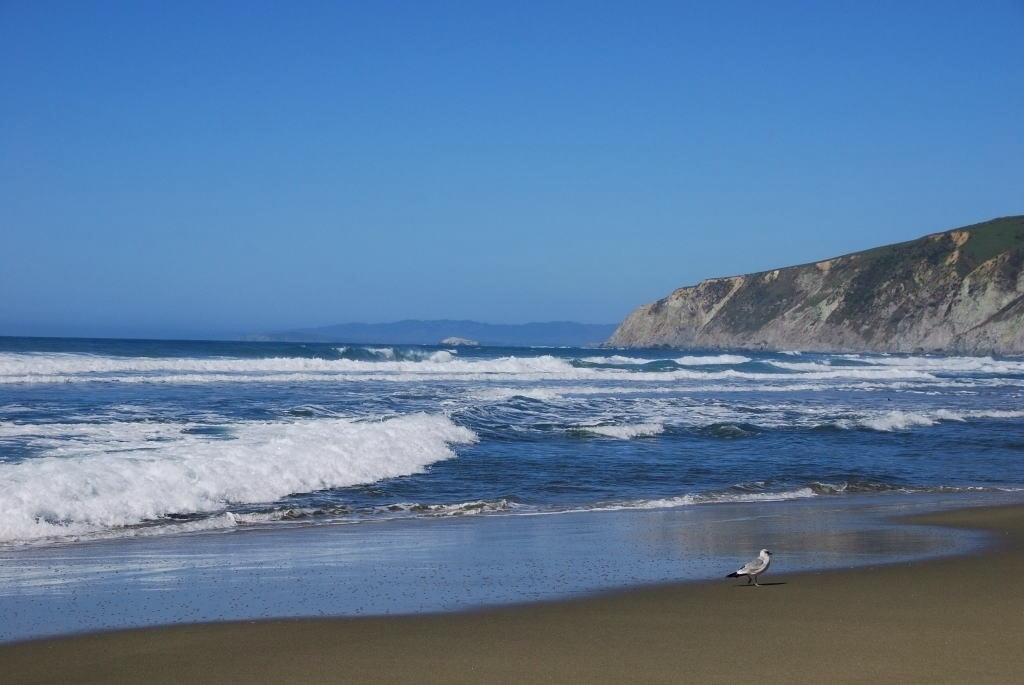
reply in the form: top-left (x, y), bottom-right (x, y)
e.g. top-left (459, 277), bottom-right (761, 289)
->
top-left (3, 504), bottom-right (1023, 684)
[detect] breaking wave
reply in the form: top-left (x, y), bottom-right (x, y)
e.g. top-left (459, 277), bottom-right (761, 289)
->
top-left (839, 354), bottom-right (1024, 375)
top-left (0, 414), bottom-right (477, 544)
top-left (336, 346), bottom-right (456, 363)
top-left (578, 354), bottom-right (751, 366)
top-left (568, 423), bottom-right (665, 439)
top-left (674, 354), bottom-right (752, 365)
top-left (0, 350), bottom-right (950, 386)
top-left (828, 409), bottom-right (1024, 432)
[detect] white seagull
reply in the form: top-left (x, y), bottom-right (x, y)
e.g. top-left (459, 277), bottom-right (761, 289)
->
top-left (726, 548), bottom-right (772, 586)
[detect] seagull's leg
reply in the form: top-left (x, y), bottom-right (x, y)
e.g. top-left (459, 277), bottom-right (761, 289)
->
top-left (753, 575), bottom-right (760, 587)
top-left (746, 575), bottom-right (752, 585)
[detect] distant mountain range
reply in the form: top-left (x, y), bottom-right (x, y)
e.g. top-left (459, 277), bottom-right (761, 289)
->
top-left (609, 216), bottom-right (1024, 354)
top-left (247, 320), bottom-right (618, 347)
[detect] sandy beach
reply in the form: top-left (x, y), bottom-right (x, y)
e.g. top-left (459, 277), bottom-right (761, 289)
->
top-left (3, 503), bottom-right (1022, 684)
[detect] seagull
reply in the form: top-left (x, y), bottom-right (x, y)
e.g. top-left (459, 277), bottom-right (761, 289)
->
top-left (726, 548), bottom-right (772, 586)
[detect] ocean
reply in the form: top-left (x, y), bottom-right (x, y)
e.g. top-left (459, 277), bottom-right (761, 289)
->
top-left (1, 336), bottom-right (1022, 639)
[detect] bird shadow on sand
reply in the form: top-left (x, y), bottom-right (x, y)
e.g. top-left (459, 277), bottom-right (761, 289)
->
top-left (732, 582), bottom-right (787, 587)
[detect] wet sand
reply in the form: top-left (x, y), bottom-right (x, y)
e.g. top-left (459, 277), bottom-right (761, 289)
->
top-left (4, 504), bottom-right (1023, 684)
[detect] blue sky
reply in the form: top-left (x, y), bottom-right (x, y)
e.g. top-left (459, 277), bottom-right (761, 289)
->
top-left (2, 1), bottom-right (1022, 339)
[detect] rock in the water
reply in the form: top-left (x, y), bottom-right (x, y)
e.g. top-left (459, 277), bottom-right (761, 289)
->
top-left (608, 216), bottom-right (1024, 354)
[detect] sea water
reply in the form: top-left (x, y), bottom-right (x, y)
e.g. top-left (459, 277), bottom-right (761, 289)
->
top-left (0, 337), bottom-right (1022, 639)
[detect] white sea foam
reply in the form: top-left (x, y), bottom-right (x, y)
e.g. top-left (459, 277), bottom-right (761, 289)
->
top-left (858, 411), bottom-right (947, 431)
top-left (376, 498), bottom-right (518, 517)
top-left (538, 487), bottom-right (821, 516)
top-left (632, 487), bottom-right (820, 507)
top-left (842, 408), bottom-right (1024, 432)
top-left (0, 421), bottom-right (199, 457)
top-left (839, 354), bottom-right (1024, 375)
top-left (559, 481), bottom-right (1024, 514)
top-left (673, 354), bottom-right (751, 365)
top-left (579, 355), bottom-right (655, 365)
top-left (962, 409), bottom-right (1024, 419)
top-left (225, 498), bottom-right (520, 525)
top-left (0, 351), bottom-right (576, 383)
top-left (366, 347), bottom-right (396, 359)
top-left (0, 350), bottom-right (948, 386)
top-left (0, 414), bottom-right (477, 544)
top-left (579, 354), bottom-right (750, 366)
top-left (472, 380), bottom-right (984, 402)
top-left (671, 483), bottom-right (1017, 506)
top-left (463, 389), bottom-right (1024, 437)
top-left (767, 360), bottom-right (835, 371)
top-left (571, 423), bottom-right (665, 439)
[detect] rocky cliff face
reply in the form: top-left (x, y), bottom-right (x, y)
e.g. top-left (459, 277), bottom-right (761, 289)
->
top-left (609, 216), bottom-right (1024, 354)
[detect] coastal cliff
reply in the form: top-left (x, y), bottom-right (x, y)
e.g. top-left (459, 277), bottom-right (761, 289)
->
top-left (608, 216), bottom-right (1024, 354)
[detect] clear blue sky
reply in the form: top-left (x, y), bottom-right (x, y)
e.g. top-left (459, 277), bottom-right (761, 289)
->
top-left (2, 1), bottom-right (1022, 339)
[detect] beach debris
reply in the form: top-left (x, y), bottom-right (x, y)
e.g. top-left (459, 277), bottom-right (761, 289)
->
top-left (726, 548), bottom-right (772, 586)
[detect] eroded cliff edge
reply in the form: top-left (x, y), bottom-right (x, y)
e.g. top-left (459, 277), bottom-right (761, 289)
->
top-left (608, 216), bottom-right (1024, 354)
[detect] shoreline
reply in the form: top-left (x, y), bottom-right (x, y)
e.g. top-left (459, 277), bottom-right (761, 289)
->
top-left (4, 502), bottom-right (1024, 684)
top-left (0, 491), bottom-right (1004, 643)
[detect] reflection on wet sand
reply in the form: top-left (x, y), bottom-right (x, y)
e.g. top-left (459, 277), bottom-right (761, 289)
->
top-left (0, 492), bottom-right (1005, 642)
